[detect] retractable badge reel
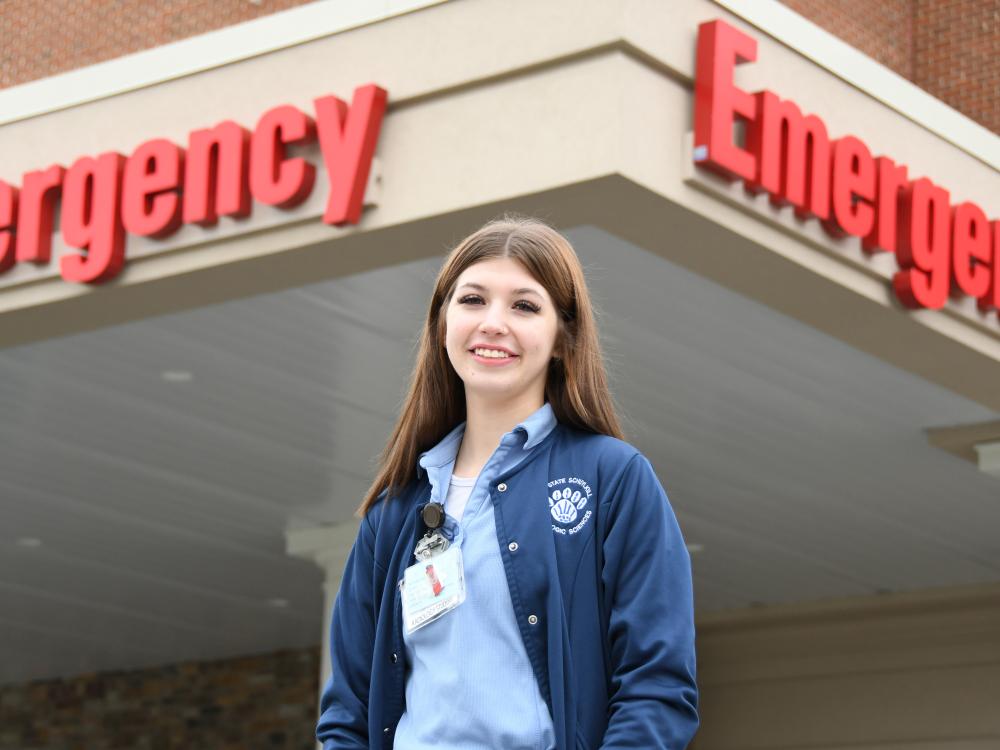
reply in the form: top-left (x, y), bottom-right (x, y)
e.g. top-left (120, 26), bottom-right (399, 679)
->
top-left (401, 502), bottom-right (466, 633)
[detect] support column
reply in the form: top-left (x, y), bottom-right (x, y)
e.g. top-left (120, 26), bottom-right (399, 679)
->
top-left (286, 520), bottom-right (362, 746)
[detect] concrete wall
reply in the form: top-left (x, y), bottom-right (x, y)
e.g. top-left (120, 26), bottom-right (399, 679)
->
top-left (693, 583), bottom-right (1000, 750)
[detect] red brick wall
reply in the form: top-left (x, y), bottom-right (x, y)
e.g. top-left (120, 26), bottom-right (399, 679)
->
top-left (0, 0), bottom-right (317, 89)
top-left (780, 0), bottom-right (1000, 134)
top-left (0, 648), bottom-right (320, 750)
top-left (779, 0), bottom-right (915, 79)
top-left (0, 3), bottom-right (994, 135)
top-left (913, 0), bottom-right (1000, 134)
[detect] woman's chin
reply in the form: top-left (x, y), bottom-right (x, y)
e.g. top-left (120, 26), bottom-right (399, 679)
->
top-left (463, 377), bottom-right (549, 405)
top-left (462, 379), bottom-right (520, 399)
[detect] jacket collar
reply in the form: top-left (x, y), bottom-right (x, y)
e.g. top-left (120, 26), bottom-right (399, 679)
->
top-left (415, 401), bottom-right (557, 479)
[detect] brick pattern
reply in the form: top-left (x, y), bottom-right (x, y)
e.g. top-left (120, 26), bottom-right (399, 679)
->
top-left (913, 0), bottom-right (1000, 133)
top-left (0, 0), bottom-right (317, 89)
top-left (0, 0), bottom-right (996, 133)
top-left (0, 648), bottom-right (320, 750)
top-left (780, 0), bottom-right (915, 79)
top-left (779, 0), bottom-right (999, 134)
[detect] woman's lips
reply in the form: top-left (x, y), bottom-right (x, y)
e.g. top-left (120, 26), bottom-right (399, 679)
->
top-left (469, 348), bottom-right (518, 366)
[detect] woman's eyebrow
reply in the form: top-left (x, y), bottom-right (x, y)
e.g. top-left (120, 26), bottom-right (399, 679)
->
top-left (457, 282), bottom-right (543, 297)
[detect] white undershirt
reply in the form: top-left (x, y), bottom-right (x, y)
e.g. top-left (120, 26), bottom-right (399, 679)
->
top-left (444, 473), bottom-right (477, 522)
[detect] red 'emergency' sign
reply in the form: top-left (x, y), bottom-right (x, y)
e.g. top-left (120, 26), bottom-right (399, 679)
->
top-left (693, 20), bottom-right (999, 317)
top-left (0, 84), bottom-right (387, 284)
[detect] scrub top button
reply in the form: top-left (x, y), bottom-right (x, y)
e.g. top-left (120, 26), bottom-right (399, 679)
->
top-left (508, 541), bottom-right (519, 552)
top-left (390, 653), bottom-right (398, 663)
top-left (384, 727), bottom-right (390, 734)
top-left (497, 482), bottom-right (508, 492)
top-left (528, 614), bottom-right (539, 625)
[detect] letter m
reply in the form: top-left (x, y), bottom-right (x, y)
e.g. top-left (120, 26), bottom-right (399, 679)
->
top-left (748, 91), bottom-right (831, 220)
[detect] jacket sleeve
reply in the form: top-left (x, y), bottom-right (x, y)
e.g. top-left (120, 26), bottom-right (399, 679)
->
top-left (599, 453), bottom-right (699, 749)
top-left (316, 511), bottom-right (380, 749)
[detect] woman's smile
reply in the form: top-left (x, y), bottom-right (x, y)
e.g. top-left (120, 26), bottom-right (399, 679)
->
top-left (469, 345), bottom-right (520, 365)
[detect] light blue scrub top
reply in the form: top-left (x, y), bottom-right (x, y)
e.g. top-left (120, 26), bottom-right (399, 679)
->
top-left (392, 402), bottom-right (558, 750)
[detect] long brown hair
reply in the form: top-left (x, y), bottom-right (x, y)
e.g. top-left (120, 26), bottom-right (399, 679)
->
top-left (356, 214), bottom-right (624, 516)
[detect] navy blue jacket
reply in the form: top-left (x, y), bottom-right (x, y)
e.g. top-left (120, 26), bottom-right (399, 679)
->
top-left (317, 423), bottom-right (699, 749)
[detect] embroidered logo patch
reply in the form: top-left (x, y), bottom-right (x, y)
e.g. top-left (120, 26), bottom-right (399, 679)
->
top-left (547, 476), bottom-right (593, 535)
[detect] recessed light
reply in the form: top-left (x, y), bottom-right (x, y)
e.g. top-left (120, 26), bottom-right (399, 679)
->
top-left (686, 543), bottom-right (704, 554)
top-left (161, 370), bottom-right (193, 383)
top-left (16, 537), bottom-right (42, 548)
top-left (267, 598), bottom-right (289, 608)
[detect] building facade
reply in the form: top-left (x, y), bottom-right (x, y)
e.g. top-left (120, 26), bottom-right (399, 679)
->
top-left (1, 1), bottom-right (998, 749)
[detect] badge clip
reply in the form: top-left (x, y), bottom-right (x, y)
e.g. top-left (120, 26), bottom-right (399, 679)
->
top-left (414, 530), bottom-right (450, 561)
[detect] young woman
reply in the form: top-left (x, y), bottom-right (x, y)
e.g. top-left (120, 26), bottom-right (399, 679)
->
top-left (316, 216), bottom-right (698, 750)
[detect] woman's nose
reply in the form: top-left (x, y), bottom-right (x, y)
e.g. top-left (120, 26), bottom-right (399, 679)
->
top-left (479, 304), bottom-right (509, 334)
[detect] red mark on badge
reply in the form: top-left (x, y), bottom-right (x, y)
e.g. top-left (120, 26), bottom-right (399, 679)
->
top-left (425, 565), bottom-right (443, 596)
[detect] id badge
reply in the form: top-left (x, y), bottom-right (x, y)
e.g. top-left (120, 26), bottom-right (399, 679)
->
top-left (401, 545), bottom-right (466, 633)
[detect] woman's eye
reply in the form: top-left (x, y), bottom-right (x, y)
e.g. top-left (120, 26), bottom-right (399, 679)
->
top-left (457, 295), bottom-right (539, 314)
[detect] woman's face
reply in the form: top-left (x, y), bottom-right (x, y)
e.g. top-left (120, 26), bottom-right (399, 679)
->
top-left (444, 257), bottom-right (560, 408)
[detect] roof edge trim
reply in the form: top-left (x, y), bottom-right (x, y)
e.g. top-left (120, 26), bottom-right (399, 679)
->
top-left (0, 0), bottom-right (448, 126)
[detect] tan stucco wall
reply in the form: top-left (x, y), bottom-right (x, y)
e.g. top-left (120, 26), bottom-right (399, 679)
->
top-left (694, 584), bottom-right (1000, 750)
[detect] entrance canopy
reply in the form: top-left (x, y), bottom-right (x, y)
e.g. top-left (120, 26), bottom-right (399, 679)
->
top-left (1, 0), bottom-right (997, 685)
